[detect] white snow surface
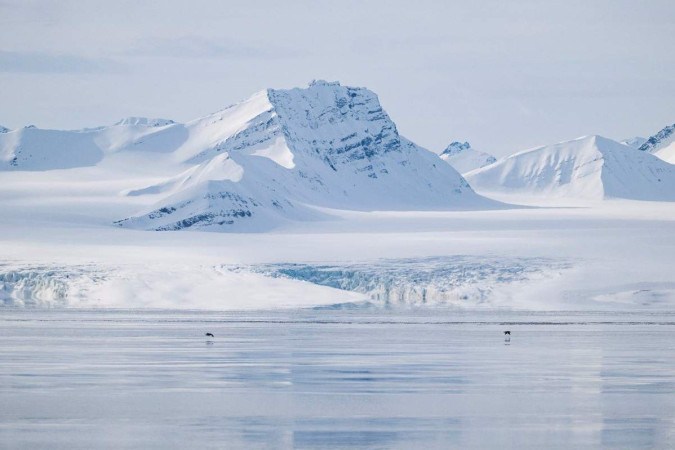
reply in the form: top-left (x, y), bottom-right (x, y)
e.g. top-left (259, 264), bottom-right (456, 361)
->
top-left (620, 136), bottom-right (647, 149)
top-left (654, 143), bottom-right (675, 164)
top-left (440, 141), bottom-right (497, 174)
top-left (466, 135), bottom-right (675, 201)
top-left (1, 199), bottom-right (674, 310)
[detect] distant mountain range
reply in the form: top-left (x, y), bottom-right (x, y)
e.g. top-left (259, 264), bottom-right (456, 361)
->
top-left (1, 82), bottom-right (673, 232)
top-left (466, 135), bottom-right (675, 201)
top-left (620, 124), bottom-right (674, 164)
top-left (439, 141), bottom-right (496, 174)
top-left (620, 136), bottom-right (647, 149)
top-left (638, 123), bottom-right (675, 164)
top-left (0, 81), bottom-right (499, 231)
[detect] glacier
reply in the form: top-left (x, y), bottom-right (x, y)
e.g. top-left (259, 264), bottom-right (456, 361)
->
top-left (0, 257), bottom-right (571, 309)
top-left (242, 256), bottom-right (572, 307)
top-left (0, 264), bottom-right (106, 307)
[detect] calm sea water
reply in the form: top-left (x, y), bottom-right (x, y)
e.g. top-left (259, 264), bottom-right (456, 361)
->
top-left (1, 309), bottom-right (674, 449)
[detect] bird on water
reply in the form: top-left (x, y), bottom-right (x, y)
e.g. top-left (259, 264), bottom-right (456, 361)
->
top-left (504, 331), bottom-right (511, 335)
top-left (205, 332), bottom-right (214, 337)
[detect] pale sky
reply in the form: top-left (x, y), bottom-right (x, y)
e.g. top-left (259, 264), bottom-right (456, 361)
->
top-left (0, 0), bottom-right (673, 156)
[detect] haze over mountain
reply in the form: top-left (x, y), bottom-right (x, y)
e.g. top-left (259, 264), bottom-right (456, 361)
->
top-left (466, 135), bottom-right (675, 201)
top-left (3, 1), bottom-right (674, 159)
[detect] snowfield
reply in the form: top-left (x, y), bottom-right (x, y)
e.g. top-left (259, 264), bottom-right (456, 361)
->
top-left (0, 82), bottom-right (673, 311)
top-left (1, 200), bottom-right (674, 310)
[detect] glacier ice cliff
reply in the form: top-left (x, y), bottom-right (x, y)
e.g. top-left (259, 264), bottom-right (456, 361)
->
top-left (243, 256), bottom-right (572, 307)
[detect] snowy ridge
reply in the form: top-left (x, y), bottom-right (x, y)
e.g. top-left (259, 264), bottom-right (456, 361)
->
top-left (0, 126), bottom-right (104, 170)
top-left (466, 135), bottom-right (675, 201)
top-left (621, 136), bottom-right (647, 149)
top-left (114, 117), bottom-right (176, 127)
top-left (441, 141), bottom-right (472, 157)
top-left (440, 141), bottom-right (496, 174)
top-left (116, 176), bottom-right (325, 232)
top-left (638, 123), bottom-right (675, 164)
top-left (0, 119), bottom-right (186, 170)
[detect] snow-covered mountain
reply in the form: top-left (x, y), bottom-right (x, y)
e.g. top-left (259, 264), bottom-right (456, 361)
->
top-left (466, 135), bottom-right (675, 201)
top-left (620, 136), bottom-right (647, 149)
top-left (0, 125), bottom-right (105, 170)
top-left (114, 117), bottom-right (175, 127)
top-left (0, 125), bottom-right (9, 134)
top-left (117, 81), bottom-right (499, 230)
top-left (439, 141), bottom-right (496, 174)
top-left (638, 123), bottom-right (675, 164)
top-left (0, 117), bottom-right (187, 171)
top-left (0, 80), bottom-right (499, 231)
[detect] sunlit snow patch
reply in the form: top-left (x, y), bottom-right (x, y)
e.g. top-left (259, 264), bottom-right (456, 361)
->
top-left (250, 135), bottom-right (295, 169)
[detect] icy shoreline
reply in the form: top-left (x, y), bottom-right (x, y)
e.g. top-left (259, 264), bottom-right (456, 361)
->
top-left (0, 256), bottom-right (572, 309)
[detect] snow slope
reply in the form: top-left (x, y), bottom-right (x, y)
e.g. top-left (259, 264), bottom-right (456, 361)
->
top-left (439, 141), bottom-right (496, 174)
top-left (0, 118), bottom-right (187, 171)
top-left (0, 126), bottom-right (104, 170)
top-left (466, 135), bottom-right (675, 201)
top-left (638, 123), bottom-right (675, 164)
top-left (620, 136), bottom-right (647, 149)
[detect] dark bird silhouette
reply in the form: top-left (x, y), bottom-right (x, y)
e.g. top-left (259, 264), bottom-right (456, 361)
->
top-left (503, 331), bottom-right (511, 335)
top-left (205, 332), bottom-right (214, 337)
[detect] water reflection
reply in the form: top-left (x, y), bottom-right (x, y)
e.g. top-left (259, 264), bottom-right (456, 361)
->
top-left (0, 309), bottom-right (673, 449)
